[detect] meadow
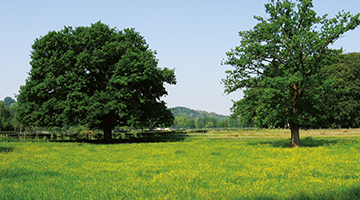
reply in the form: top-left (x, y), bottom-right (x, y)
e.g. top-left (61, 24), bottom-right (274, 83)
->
top-left (1, 130), bottom-right (360, 199)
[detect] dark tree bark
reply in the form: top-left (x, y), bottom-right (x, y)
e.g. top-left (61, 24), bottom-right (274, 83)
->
top-left (289, 123), bottom-right (301, 147)
top-left (103, 126), bottom-right (112, 142)
top-left (102, 114), bottom-right (114, 142)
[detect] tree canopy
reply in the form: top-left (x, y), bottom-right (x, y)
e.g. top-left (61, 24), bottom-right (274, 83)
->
top-left (4, 97), bottom-right (16, 108)
top-left (0, 101), bottom-right (12, 131)
top-left (322, 52), bottom-right (360, 128)
top-left (171, 106), bottom-right (228, 121)
top-left (171, 107), bottom-right (247, 129)
top-left (222, 0), bottom-right (360, 147)
top-left (17, 21), bottom-right (176, 141)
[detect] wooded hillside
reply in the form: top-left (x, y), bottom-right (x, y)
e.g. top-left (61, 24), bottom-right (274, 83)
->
top-left (170, 107), bottom-right (245, 129)
top-left (171, 107), bottom-right (228, 121)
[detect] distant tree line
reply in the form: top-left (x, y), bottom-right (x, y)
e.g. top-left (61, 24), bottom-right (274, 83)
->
top-left (171, 107), bottom-right (250, 129)
top-left (0, 97), bottom-right (19, 131)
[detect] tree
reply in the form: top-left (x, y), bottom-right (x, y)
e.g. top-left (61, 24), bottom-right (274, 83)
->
top-left (222, 0), bottom-right (360, 147)
top-left (4, 97), bottom-right (16, 108)
top-left (322, 52), bottom-right (360, 128)
top-left (205, 117), bottom-right (217, 127)
top-left (8, 102), bottom-right (17, 114)
top-left (17, 22), bottom-right (176, 141)
top-left (174, 116), bottom-right (187, 128)
top-left (171, 107), bottom-right (229, 122)
top-left (204, 122), bottom-right (214, 129)
top-left (0, 101), bottom-right (13, 131)
top-left (216, 120), bottom-right (226, 128)
top-left (195, 117), bottom-right (205, 129)
top-left (186, 119), bottom-right (196, 129)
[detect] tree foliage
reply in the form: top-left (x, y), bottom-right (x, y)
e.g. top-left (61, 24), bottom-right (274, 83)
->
top-left (0, 101), bottom-right (13, 131)
top-left (0, 97), bottom-right (18, 131)
top-left (171, 106), bottom-right (228, 121)
top-left (222, 0), bottom-right (360, 146)
top-left (172, 107), bottom-right (228, 129)
top-left (17, 22), bottom-right (176, 140)
top-left (4, 97), bottom-right (16, 108)
top-left (322, 52), bottom-right (360, 128)
top-left (171, 107), bottom-right (247, 129)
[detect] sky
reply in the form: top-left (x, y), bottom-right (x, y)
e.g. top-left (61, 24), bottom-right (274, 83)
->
top-left (1, 0), bottom-right (359, 115)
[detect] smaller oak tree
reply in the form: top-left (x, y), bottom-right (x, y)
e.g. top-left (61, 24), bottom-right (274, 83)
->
top-left (17, 22), bottom-right (176, 141)
top-left (223, 0), bottom-right (360, 147)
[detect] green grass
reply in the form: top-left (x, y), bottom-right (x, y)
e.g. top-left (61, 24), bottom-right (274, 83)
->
top-left (1, 135), bottom-right (360, 199)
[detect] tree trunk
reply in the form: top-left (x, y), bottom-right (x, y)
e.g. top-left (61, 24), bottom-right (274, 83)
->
top-left (102, 114), bottom-right (114, 142)
top-left (103, 126), bottom-right (112, 142)
top-left (289, 123), bottom-right (301, 147)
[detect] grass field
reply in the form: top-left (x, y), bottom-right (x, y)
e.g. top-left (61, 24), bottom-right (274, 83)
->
top-left (1, 130), bottom-right (360, 199)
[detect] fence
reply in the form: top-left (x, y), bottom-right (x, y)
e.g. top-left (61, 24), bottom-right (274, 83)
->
top-left (2, 128), bottom-right (360, 142)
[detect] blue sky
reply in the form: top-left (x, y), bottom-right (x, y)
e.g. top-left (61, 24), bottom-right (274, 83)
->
top-left (1, 0), bottom-right (359, 115)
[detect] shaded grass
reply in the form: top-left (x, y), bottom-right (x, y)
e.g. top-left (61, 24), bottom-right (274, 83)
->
top-left (0, 147), bottom-right (14, 153)
top-left (0, 131), bottom-right (190, 144)
top-left (247, 137), bottom-right (353, 148)
top-left (1, 136), bottom-right (360, 199)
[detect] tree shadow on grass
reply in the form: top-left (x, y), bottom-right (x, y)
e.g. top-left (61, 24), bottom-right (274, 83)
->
top-left (54, 131), bottom-right (190, 144)
top-left (89, 135), bottom-right (190, 144)
top-left (0, 147), bottom-right (14, 153)
top-left (248, 137), bottom-right (344, 148)
top-left (0, 168), bottom-right (60, 180)
top-left (253, 186), bottom-right (360, 200)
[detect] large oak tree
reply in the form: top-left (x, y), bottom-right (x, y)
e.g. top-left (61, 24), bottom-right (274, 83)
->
top-left (17, 22), bottom-right (176, 141)
top-left (222, 0), bottom-right (359, 147)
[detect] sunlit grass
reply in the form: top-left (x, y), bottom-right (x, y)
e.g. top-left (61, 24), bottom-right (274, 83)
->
top-left (1, 135), bottom-right (360, 199)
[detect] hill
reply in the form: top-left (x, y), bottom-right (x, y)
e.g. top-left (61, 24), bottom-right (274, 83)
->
top-left (170, 107), bottom-right (229, 121)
